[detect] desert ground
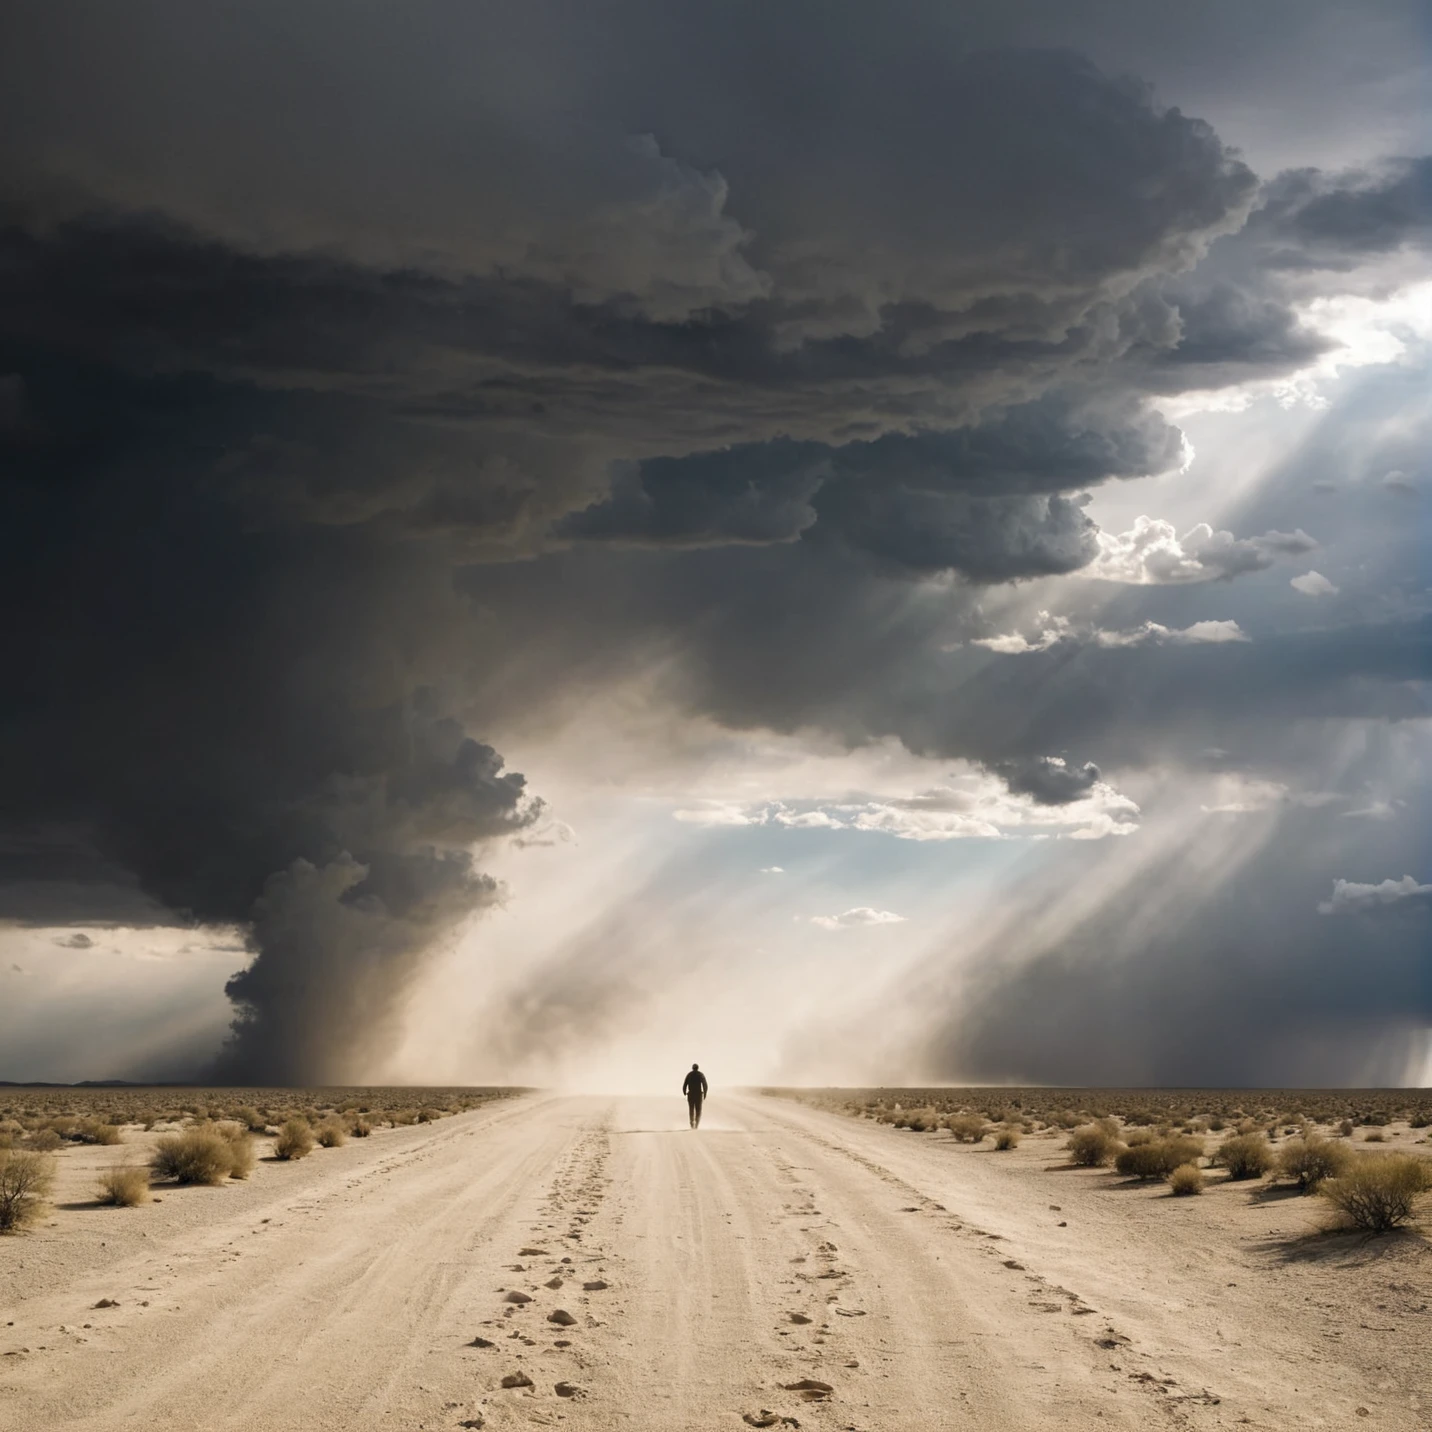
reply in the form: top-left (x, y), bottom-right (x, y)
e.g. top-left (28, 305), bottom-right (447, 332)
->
top-left (2, 1091), bottom-right (1430, 1431)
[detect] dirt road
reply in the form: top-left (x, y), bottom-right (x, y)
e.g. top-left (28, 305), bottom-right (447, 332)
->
top-left (3, 1094), bottom-right (1427, 1430)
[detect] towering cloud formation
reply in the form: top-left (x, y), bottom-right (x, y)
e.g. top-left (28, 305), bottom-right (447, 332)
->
top-left (0, 2), bottom-right (1427, 1082)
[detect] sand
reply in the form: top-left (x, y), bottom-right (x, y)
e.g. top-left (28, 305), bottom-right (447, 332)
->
top-left (2, 1093), bottom-right (1429, 1430)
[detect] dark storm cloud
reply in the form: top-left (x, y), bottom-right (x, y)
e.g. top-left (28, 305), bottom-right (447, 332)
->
top-left (559, 400), bottom-right (1184, 581)
top-left (1255, 157), bottom-right (1432, 267)
top-left (0, 2), bottom-right (1426, 1080)
top-left (993, 758), bottom-right (1103, 806)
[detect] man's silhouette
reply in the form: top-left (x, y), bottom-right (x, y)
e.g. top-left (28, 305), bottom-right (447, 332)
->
top-left (682, 1063), bottom-right (708, 1128)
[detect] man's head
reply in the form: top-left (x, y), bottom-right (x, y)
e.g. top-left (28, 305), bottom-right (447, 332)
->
top-left (692, 1063), bottom-right (699, 1070)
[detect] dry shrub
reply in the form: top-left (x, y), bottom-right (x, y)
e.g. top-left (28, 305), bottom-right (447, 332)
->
top-left (218, 1127), bottom-right (256, 1179)
top-left (1066, 1124), bottom-right (1121, 1167)
top-left (1216, 1133), bottom-right (1273, 1180)
top-left (1337, 1119), bottom-right (1355, 1138)
top-left (1363, 1128), bottom-right (1386, 1143)
top-left (946, 1113), bottom-right (987, 1143)
top-left (1275, 1134), bottom-right (1352, 1193)
top-left (78, 1118), bottom-right (122, 1146)
top-left (235, 1106), bottom-right (268, 1133)
top-left (993, 1127), bottom-right (1021, 1151)
top-left (350, 1119), bottom-right (372, 1138)
top-left (1168, 1163), bottom-right (1204, 1196)
top-left (96, 1164), bottom-right (151, 1206)
top-left (316, 1119), bottom-right (347, 1148)
top-left (0, 1150), bottom-right (56, 1232)
top-left (1319, 1154), bottom-right (1432, 1233)
top-left (0, 1119), bottom-right (22, 1150)
top-left (1116, 1136), bottom-right (1203, 1180)
top-left (1123, 1128), bottom-right (1156, 1148)
top-left (274, 1118), bottom-right (315, 1160)
top-left (150, 1129), bottom-right (234, 1185)
top-left (25, 1128), bottom-right (63, 1152)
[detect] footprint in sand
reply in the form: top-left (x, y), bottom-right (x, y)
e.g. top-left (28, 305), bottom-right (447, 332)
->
top-left (553, 1381), bottom-right (586, 1399)
top-left (788, 1312), bottom-right (813, 1325)
top-left (782, 1378), bottom-right (834, 1401)
top-left (500, 1372), bottom-right (534, 1389)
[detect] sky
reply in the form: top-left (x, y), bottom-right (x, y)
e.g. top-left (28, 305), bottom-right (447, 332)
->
top-left (0, 0), bottom-right (1428, 1091)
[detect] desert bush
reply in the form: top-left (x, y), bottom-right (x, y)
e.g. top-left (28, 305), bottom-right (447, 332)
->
top-left (1275, 1134), bottom-right (1352, 1193)
top-left (96, 1164), bottom-right (151, 1206)
top-left (1319, 1154), bottom-right (1432, 1233)
top-left (1051, 1109), bottom-right (1079, 1129)
top-left (0, 1119), bottom-right (22, 1150)
top-left (1206, 1115), bottom-right (1226, 1132)
top-left (351, 1119), bottom-right (372, 1138)
top-left (1168, 1163), bottom-right (1204, 1196)
top-left (1125, 1108), bottom-right (1157, 1126)
top-left (274, 1118), bottom-right (315, 1160)
top-left (77, 1118), bottom-right (122, 1145)
top-left (235, 1106), bottom-right (267, 1133)
top-left (1116, 1136), bottom-right (1203, 1180)
top-left (993, 1127), bottom-right (1020, 1151)
top-left (1066, 1124), bottom-right (1121, 1167)
top-left (1216, 1133), bottom-right (1273, 1180)
top-left (1338, 1119), bottom-right (1355, 1138)
top-left (1363, 1128), bottom-right (1386, 1143)
top-left (217, 1127), bottom-right (256, 1179)
top-left (1411, 1113), bottom-right (1430, 1130)
top-left (1123, 1128), bottom-right (1156, 1147)
top-left (316, 1119), bottom-right (347, 1148)
top-left (0, 1150), bottom-right (56, 1231)
top-left (150, 1129), bottom-right (234, 1185)
top-left (26, 1128), bottom-right (63, 1152)
top-left (946, 1113), bottom-right (987, 1143)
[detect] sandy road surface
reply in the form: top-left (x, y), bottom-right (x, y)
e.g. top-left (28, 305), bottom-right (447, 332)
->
top-left (3, 1094), bottom-right (1428, 1430)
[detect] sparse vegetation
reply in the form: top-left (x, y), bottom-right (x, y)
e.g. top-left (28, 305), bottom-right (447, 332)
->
top-left (1215, 1133), bottom-right (1274, 1180)
top-left (217, 1125), bottom-right (256, 1179)
top-left (1116, 1136), bottom-right (1203, 1181)
top-left (274, 1118), bottom-right (316, 1160)
top-left (1275, 1134), bottom-right (1352, 1192)
top-left (946, 1113), bottom-right (987, 1143)
top-left (150, 1129), bottom-right (235, 1185)
top-left (316, 1119), bottom-right (347, 1148)
top-left (1168, 1163), bottom-right (1204, 1196)
top-left (992, 1127), bottom-right (1020, 1150)
top-left (0, 1150), bottom-right (56, 1231)
top-left (1066, 1124), bottom-right (1122, 1167)
top-left (96, 1164), bottom-right (151, 1206)
top-left (1319, 1154), bottom-right (1432, 1233)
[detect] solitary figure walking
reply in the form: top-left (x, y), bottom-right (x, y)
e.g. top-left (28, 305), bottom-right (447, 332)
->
top-left (682, 1063), bottom-right (708, 1128)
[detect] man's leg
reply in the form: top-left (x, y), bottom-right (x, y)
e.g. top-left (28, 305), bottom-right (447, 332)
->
top-left (688, 1096), bottom-right (701, 1128)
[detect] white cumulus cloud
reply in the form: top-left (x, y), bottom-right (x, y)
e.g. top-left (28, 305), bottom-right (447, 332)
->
top-left (811, 907), bottom-right (907, 930)
top-left (1290, 570), bottom-right (1338, 596)
top-left (1087, 516), bottom-right (1316, 585)
top-left (1317, 874), bottom-right (1432, 915)
top-left (973, 610), bottom-right (1249, 652)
